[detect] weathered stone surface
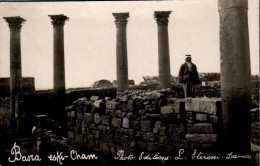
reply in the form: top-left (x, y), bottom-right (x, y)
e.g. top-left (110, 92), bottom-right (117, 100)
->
top-left (196, 113), bottom-right (207, 121)
top-left (142, 132), bottom-right (155, 142)
top-left (141, 120), bottom-right (151, 132)
top-left (84, 113), bottom-right (93, 123)
top-left (75, 134), bottom-right (83, 144)
top-left (77, 112), bottom-right (84, 120)
top-left (186, 134), bottom-right (217, 143)
top-left (94, 113), bottom-right (101, 124)
top-left (101, 115), bottom-right (110, 126)
top-left (71, 111), bottom-right (76, 118)
top-left (111, 118), bottom-right (121, 128)
top-left (158, 136), bottom-right (168, 144)
top-left (145, 105), bottom-right (157, 113)
top-left (68, 131), bottom-right (74, 140)
top-left (106, 101), bottom-right (117, 110)
top-left (187, 123), bottom-right (213, 134)
top-left (90, 96), bottom-right (99, 101)
top-left (94, 99), bottom-right (104, 108)
top-left (209, 115), bottom-right (218, 123)
top-left (137, 141), bottom-right (147, 151)
top-left (160, 105), bottom-right (173, 115)
top-left (168, 124), bottom-right (184, 134)
top-left (122, 118), bottom-right (129, 128)
top-left (185, 98), bottom-right (221, 115)
top-left (146, 91), bottom-right (163, 99)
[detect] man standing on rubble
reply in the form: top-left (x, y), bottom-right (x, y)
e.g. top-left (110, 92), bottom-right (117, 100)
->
top-left (178, 55), bottom-right (200, 98)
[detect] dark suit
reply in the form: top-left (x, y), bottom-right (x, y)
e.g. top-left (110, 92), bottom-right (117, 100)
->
top-left (178, 62), bottom-right (200, 98)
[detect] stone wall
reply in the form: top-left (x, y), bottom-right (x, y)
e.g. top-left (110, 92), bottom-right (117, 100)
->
top-left (0, 97), bottom-right (10, 128)
top-left (0, 77), bottom-right (35, 97)
top-left (66, 90), bottom-right (222, 157)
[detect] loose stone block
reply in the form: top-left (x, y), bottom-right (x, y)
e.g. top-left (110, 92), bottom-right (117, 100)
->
top-left (122, 118), bottom-right (129, 128)
top-left (106, 101), bottom-right (117, 110)
top-left (185, 98), bottom-right (221, 115)
top-left (111, 118), bottom-right (122, 128)
top-left (187, 123), bottom-right (213, 134)
top-left (90, 96), bottom-right (99, 101)
top-left (141, 120), bottom-right (151, 132)
top-left (196, 114), bottom-right (207, 121)
top-left (160, 106), bottom-right (173, 115)
top-left (186, 134), bottom-right (217, 143)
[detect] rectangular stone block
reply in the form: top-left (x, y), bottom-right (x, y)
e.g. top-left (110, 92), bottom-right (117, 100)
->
top-left (105, 109), bottom-right (115, 116)
top-left (111, 118), bottom-right (121, 128)
top-left (196, 113), bottom-right (207, 121)
top-left (141, 120), bottom-right (151, 132)
top-left (122, 118), bottom-right (129, 128)
top-left (77, 112), bottom-right (84, 120)
top-left (71, 111), bottom-right (76, 118)
top-left (168, 124), bottom-right (185, 134)
top-left (101, 115), bottom-right (110, 126)
top-left (160, 106), bottom-right (173, 115)
top-left (106, 101), bottom-right (117, 110)
top-left (187, 123), bottom-right (213, 134)
top-left (186, 134), bottom-right (217, 143)
top-left (185, 98), bottom-right (221, 115)
top-left (84, 113), bottom-right (93, 123)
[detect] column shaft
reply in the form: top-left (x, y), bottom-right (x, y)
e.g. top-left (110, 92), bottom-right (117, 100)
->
top-left (113, 13), bottom-right (129, 93)
top-left (154, 11), bottom-right (172, 90)
top-left (3, 17), bottom-right (25, 130)
top-left (49, 14), bottom-right (68, 135)
top-left (53, 25), bottom-right (65, 96)
top-left (218, 0), bottom-right (251, 154)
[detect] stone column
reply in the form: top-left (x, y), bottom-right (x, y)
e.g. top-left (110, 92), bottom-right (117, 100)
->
top-left (218, 0), bottom-right (251, 155)
top-left (49, 14), bottom-right (68, 97)
top-left (112, 13), bottom-right (129, 93)
top-left (3, 16), bottom-right (26, 130)
top-left (154, 11), bottom-right (172, 90)
top-left (49, 14), bottom-right (69, 135)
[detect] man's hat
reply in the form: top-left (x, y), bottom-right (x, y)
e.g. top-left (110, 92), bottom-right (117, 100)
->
top-left (185, 54), bottom-right (191, 57)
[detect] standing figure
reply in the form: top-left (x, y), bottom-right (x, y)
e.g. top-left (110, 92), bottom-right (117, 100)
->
top-left (178, 55), bottom-right (200, 98)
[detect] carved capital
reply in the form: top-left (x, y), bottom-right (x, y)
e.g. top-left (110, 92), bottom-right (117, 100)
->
top-left (3, 16), bottom-right (26, 31)
top-left (49, 14), bottom-right (69, 27)
top-left (154, 11), bottom-right (172, 26)
top-left (112, 12), bottom-right (129, 28)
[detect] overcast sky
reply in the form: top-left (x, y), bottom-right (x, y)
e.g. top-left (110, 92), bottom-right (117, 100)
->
top-left (0, 0), bottom-right (259, 90)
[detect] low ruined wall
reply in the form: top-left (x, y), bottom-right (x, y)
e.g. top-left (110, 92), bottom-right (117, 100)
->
top-left (0, 77), bottom-right (35, 97)
top-left (66, 90), bottom-right (222, 156)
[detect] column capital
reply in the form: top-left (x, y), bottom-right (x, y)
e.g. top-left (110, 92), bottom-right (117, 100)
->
top-left (112, 12), bottom-right (129, 28)
top-left (48, 14), bottom-right (69, 27)
top-left (154, 11), bottom-right (172, 26)
top-left (3, 16), bottom-right (26, 30)
top-left (218, 0), bottom-right (248, 11)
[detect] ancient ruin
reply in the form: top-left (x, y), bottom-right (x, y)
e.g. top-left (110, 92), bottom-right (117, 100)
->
top-left (0, 1), bottom-right (258, 165)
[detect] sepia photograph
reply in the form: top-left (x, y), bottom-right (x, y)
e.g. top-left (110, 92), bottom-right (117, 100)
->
top-left (0, 0), bottom-right (259, 165)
